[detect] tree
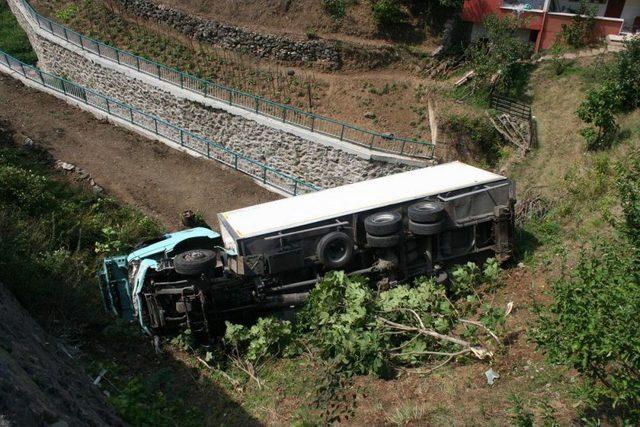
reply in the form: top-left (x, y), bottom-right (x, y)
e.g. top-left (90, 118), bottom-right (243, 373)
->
top-left (465, 15), bottom-right (533, 96)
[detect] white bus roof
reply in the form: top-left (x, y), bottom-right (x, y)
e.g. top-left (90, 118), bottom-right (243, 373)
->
top-left (218, 162), bottom-right (506, 242)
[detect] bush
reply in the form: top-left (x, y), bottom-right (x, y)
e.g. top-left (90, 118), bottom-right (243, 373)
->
top-left (444, 113), bottom-right (504, 165)
top-left (560, 0), bottom-right (596, 48)
top-left (614, 38), bottom-right (640, 112)
top-left (576, 82), bottom-right (620, 150)
top-left (323, 0), bottom-right (346, 20)
top-left (576, 38), bottom-right (640, 149)
top-left (371, 0), bottom-right (407, 28)
top-left (534, 152), bottom-right (640, 423)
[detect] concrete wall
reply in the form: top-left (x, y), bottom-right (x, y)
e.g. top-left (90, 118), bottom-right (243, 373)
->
top-left (7, 0), bottom-right (422, 190)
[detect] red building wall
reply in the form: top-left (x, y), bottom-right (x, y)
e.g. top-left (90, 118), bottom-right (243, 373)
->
top-left (461, 0), bottom-right (623, 51)
top-left (539, 14), bottom-right (624, 49)
top-left (461, 0), bottom-right (544, 29)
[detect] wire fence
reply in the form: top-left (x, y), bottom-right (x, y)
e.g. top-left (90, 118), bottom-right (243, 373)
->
top-left (17, 0), bottom-right (435, 159)
top-left (0, 49), bottom-right (320, 196)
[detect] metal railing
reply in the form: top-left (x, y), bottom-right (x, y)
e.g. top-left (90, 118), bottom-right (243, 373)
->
top-left (0, 49), bottom-right (319, 196)
top-left (17, 0), bottom-right (435, 159)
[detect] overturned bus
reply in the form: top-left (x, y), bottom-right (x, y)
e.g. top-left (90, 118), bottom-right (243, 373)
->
top-left (99, 162), bottom-right (515, 338)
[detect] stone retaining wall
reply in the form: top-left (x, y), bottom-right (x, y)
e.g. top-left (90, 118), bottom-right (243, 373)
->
top-left (112, 0), bottom-right (401, 70)
top-left (7, 0), bottom-right (420, 190)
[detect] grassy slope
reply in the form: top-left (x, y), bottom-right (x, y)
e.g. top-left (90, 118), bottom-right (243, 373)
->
top-left (0, 0), bottom-right (37, 63)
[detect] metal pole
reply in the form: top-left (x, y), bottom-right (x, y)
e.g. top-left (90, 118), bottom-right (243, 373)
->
top-left (282, 107), bottom-right (286, 123)
top-left (129, 108), bottom-right (134, 123)
top-left (116, 50), bottom-right (120, 64)
top-left (180, 129), bottom-right (184, 146)
top-left (154, 118), bottom-right (158, 134)
top-left (339, 124), bottom-right (345, 141)
top-left (255, 98), bottom-right (259, 113)
top-left (106, 99), bottom-right (110, 114)
top-left (293, 181), bottom-right (298, 196)
top-left (136, 56), bottom-right (140, 71)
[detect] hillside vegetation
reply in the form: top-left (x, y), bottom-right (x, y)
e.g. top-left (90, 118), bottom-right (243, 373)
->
top-left (1, 0), bottom-right (640, 425)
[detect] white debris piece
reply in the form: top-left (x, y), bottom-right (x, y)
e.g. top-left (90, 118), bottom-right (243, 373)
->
top-left (485, 368), bottom-right (500, 385)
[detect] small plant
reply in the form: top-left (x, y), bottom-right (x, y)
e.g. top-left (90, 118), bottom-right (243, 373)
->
top-left (371, 0), bottom-right (407, 28)
top-left (224, 317), bottom-right (293, 386)
top-left (323, 0), bottom-right (346, 20)
top-left (305, 28), bottom-right (318, 40)
top-left (507, 394), bottom-right (534, 427)
top-left (56, 4), bottom-right (79, 22)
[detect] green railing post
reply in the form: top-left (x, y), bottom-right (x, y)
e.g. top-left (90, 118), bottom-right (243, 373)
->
top-left (400, 139), bottom-right (406, 155)
top-left (228, 90), bottom-right (232, 105)
top-left (180, 129), bottom-right (184, 145)
top-left (47, 20), bottom-right (53, 33)
top-left (255, 97), bottom-right (259, 113)
top-left (63, 27), bottom-right (68, 41)
top-left (369, 133), bottom-right (375, 148)
top-left (38, 69), bottom-right (44, 85)
top-left (262, 168), bottom-right (267, 183)
top-left (180, 73), bottom-right (183, 89)
top-left (234, 154), bottom-right (238, 170)
top-left (154, 118), bottom-right (158, 134)
top-left (282, 107), bottom-right (286, 123)
top-left (97, 43), bottom-right (101, 57)
top-left (136, 56), bottom-right (140, 71)
top-left (203, 82), bottom-right (208, 97)
top-left (339, 124), bottom-right (345, 141)
top-left (106, 99), bottom-right (110, 114)
top-left (115, 49), bottom-right (120, 64)
top-left (61, 80), bottom-right (66, 94)
top-left (293, 181), bottom-right (298, 196)
top-left (129, 108), bottom-right (134, 123)
top-left (156, 64), bottom-right (161, 79)
top-left (310, 116), bottom-right (315, 132)
top-left (207, 142), bottom-right (210, 158)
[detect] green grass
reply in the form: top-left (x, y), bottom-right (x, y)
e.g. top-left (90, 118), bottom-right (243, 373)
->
top-left (0, 123), bottom-right (161, 330)
top-left (0, 0), bottom-right (37, 63)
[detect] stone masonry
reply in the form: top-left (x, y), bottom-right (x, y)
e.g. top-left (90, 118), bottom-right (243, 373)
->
top-left (7, 0), bottom-right (421, 190)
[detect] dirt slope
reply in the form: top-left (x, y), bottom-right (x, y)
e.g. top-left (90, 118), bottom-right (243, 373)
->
top-left (0, 282), bottom-right (123, 426)
top-left (0, 74), bottom-right (280, 230)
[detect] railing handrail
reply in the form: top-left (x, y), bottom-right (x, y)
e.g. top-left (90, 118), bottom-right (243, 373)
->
top-left (0, 48), bottom-right (320, 196)
top-left (16, 0), bottom-right (436, 160)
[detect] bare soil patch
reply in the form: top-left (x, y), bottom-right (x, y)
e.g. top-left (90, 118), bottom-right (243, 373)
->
top-left (0, 73), bottom-right (280, 230)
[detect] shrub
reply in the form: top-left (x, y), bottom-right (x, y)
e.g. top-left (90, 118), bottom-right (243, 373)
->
top-left (576, 38), bottom-right (640, 149)
top-left (576, 81), bottom-right (620, 150)
top-left (371, 0), bottom-right (407, 28)
top-left (444, 113), bottom-right (504, 165)
top-left (560, 0), bottom-right (596, 49)
top-left (322, 0), bottom-right (346, 20)
top-left (614, 38), bottom-right (640, 112)
top-left (56, 4), bottom-right (79, 22)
